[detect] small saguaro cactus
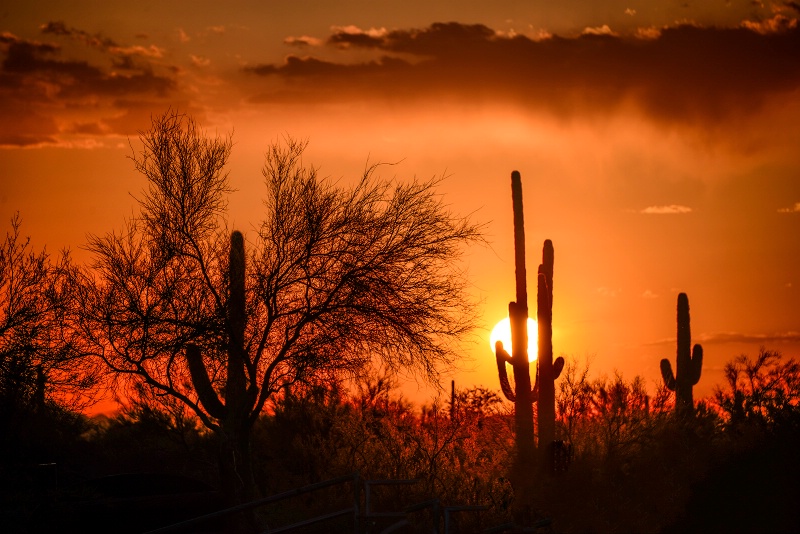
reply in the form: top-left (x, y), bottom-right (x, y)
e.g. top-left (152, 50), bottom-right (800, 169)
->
top-left (660, 292), bottom-right (703, 415)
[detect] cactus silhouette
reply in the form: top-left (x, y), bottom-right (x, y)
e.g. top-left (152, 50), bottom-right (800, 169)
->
top-left (535, 239), bottom-right (565, 455)
top-left (185, 231), bottom-right (257, 511)
top-left (495, 174), bottom-right (567, 475)
top-left (186, 231), bottom-right (253, 418)
top-left (660, 292), bottom-right (703, 415)
top-left (495, 171), bottom-right (536, 476)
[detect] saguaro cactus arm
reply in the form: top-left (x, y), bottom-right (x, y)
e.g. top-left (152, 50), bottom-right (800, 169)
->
top-left (495, 341), bottom-right (517, 402)
top-left (186, 343), bottom-right (227, 419)
top-left (660, 358), bottom-right (677, 390)
top-left (553, 357), bottom-right (565, 380)
top-left (690, 344), bottom-right (703, 384)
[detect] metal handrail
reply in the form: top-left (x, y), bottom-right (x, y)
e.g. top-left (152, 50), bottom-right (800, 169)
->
top-left (145, 472), bottom-right (508, 534)
top-left (266, 507), bottom-right (355, 533)
top-left (144, 473), bottom-right (359, 534)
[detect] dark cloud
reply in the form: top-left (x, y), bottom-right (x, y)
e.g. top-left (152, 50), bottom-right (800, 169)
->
top-left (0, 27), bottom-right (178, 146)
top-left (69, 122), bottom-right (105, 135)
top-left (0, 98), bottom-right (59, 147)
top-left (328, 22), bottom-right (498, 56)
top-left (2, 34), bottom-right (102, 78)
top-left (40, 21), bottom-right (117, 50)
top-left (247, 22), bottom-right (800, 125)
top-left (1, 31), bottom-right (173, 95)
top-left (284, 35), bottom-right (322, 47)
top-left (246, 55), bottom-right (410, 77)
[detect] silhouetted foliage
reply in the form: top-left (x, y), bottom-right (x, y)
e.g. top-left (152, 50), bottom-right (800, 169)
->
top-left (715, 348), bottom-right (800, 432)
top-left (4, 344), bottom-right (800, 533)
top-left (74, 110), bottom-right (483, 517)
top-left (0, 214), bottom-right (97, 415)
top-left (663, 349), bottom-right (800, 533)
top-left (0, 214), bottom-right (100, 492)
top-left (4, 118), bottom-right (800, 533)
top-left (253, 374), bottom-right (516, 530)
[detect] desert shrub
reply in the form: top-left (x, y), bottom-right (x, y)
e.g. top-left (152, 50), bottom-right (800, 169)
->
top-left (715, 348), bottom-right (800, 434)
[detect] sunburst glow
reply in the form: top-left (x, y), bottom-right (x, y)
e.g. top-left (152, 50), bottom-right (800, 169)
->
top-left (489, 317), bottom-right (537, 362)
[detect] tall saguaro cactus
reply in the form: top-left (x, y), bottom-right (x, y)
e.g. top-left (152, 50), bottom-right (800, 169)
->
top-left (186, 230), bottom-right (257, 508)
top-left (536, 239), bottom-right (564, 456)
top-left (660, 292), bottom-right (703, 415)
top-left (495, 170), bottom-right (536, 474)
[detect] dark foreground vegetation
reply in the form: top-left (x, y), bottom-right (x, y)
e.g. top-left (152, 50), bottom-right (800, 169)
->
top-left (2, 350), bottom-right (799, 533)
top-left (2, 111), bottom-right (798, 532)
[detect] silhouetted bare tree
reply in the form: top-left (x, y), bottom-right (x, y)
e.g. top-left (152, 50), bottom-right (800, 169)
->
top-left (0, 214), bottom-right (97, 419)
top-left (75, 110), bottom-right (482, 512)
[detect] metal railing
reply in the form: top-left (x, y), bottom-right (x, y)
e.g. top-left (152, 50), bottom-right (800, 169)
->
top-left (144, 473), bottom-right (360, 534)
top-left (144, 472), bottom-right (535, 534)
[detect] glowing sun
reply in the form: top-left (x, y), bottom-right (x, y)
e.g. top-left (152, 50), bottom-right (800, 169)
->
top-left (489, 317), bottom-right (538, 362)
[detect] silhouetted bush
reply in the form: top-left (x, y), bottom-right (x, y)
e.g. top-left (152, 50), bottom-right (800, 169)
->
top-left (5, 349), bottom-right (800, 533)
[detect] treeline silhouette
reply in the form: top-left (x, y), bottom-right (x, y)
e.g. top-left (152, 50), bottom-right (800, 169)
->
top-left (2, 351), bottom-right (799, 532)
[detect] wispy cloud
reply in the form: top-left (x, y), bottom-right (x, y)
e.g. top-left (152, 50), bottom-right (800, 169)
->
top-left (641, 289), bottom-right (659, 299)
top-left (741, 14), bottom-right (798, 34)
top-left (597, 287), bottom-right (621, 298)
top-left (778, 202), bottom-right (800, 213)
top-left (284, 35), bottom-right (323, 47)
top-left (582, 25), bottom-right (618, 36)
top-left (640, 205), bottom-right (693, 214)
top-left (648, 331), bottom-right (800, 346)
top-left (190, 54), bottom-right (211, 68)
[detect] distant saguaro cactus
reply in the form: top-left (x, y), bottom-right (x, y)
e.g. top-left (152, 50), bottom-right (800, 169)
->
top-left (535, 239), bottom-right (565, 456)
top-left (660, 292), bottom-right (703, 415)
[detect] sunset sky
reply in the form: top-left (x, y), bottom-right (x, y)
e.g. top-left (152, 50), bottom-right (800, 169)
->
top-left (2, 1), bottom-right (799, 405)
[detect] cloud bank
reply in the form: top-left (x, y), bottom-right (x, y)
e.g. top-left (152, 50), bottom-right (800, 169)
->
top-left (245, 21), bottom-right (800, 126)
top-left (2, 18), bottom-right (799, 147)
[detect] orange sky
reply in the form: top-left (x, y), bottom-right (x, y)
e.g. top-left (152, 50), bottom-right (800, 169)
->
top-left (2, 1), bottom-right (799, 407)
